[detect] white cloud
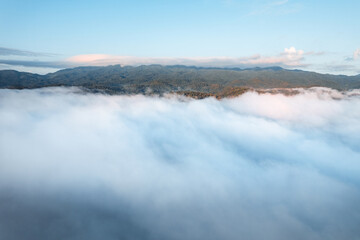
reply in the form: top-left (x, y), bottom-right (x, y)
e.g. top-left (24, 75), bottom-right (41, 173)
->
top-left (0, 87), bottom-right (360, 239)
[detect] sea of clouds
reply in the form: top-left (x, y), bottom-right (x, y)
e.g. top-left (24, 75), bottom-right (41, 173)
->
top-left (0, 87), bottom-right (360, 240)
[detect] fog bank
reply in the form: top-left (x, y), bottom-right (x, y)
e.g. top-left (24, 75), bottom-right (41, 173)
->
top-left (0, 87), bottom-right (360, 240)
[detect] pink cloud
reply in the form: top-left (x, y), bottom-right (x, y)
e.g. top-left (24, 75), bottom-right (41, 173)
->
top-left (67, 54), bottom-right (111, 63)
top-left (65, 47), bottom-right (307, 68)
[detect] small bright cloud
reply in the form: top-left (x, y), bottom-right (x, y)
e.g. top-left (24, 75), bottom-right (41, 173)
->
top-left (354, 48), bottom-right (360, 60)
top-left (284, 46), bottom-right (304, 56)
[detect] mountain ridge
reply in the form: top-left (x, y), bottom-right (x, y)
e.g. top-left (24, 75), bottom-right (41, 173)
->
top-left (1, 65), bottom-right (360, 97)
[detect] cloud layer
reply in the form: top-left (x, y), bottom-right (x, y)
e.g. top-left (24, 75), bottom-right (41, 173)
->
top-left (0, 87), bottom-right (360, 240)
top-left (0, 46), bottom-right (309, 70)
top-left (0, 47), bottom-right (53, 57)
top-left (2, 46), bottom-right (359, 76)
top-left (66, 47), bottom-right (306, 68)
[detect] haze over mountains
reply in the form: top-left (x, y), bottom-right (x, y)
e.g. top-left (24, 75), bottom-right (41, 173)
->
top-left (1, 65), bottom-right (360, 97)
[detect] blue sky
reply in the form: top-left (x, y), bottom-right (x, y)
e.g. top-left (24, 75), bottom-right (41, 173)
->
top-left (0, 0), bottom-right (359, 75)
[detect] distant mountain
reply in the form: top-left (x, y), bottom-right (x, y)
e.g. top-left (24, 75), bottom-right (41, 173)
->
top-left (1, 65), bottom-right (360, 97)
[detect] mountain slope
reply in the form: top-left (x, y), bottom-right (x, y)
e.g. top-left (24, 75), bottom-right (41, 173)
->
top-left (1, 65), bottom-right (360, 95)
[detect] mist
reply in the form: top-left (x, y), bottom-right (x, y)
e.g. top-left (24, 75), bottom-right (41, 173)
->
top-left (0, 87), bottom-right (360, 240)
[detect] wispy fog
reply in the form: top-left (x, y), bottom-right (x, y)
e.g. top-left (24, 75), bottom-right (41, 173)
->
top-left (0, 87), bottom-right (360, 240)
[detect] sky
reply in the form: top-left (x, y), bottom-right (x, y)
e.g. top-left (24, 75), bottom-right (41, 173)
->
top-left (0, 0), bottom-right (359, 75)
